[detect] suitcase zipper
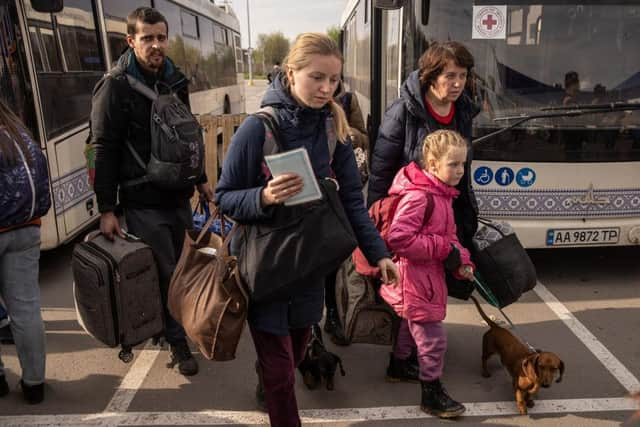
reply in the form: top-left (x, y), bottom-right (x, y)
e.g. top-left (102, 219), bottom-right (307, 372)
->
top-left (83, 242), bottom-right (121, 342)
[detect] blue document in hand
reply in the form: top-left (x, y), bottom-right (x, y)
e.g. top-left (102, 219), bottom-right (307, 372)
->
top-left (264, 147), bottom-right (322, 206)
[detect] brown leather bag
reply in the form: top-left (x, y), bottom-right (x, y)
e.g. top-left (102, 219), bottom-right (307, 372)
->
top-left (168, 207), bottom-right (248, 361)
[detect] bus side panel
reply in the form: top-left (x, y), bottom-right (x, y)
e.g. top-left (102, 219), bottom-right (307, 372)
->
top-left (50, 128), bottom-right (98, 244)
top-left (472, 161), bottom-right (640, 248)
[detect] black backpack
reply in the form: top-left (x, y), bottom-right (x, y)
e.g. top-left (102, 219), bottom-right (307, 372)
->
top-left (123, 74), bottom-right (204, 190)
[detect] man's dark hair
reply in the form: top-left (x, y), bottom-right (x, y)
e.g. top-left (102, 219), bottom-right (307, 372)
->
top-left (127, 7), bottom-right (168, 37)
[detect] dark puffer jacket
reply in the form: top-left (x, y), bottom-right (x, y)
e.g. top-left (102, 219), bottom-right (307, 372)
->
top-left (215, 75), bottom-right (389, 335)
top-left (367, 70), bottom-right (481, 248)
top-left (0, 129), bottom-right (51, 228)
top-left (91, 49), bottom-right (201, 213)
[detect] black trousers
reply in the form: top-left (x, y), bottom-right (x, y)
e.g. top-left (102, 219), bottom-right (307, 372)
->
top-left (125, 201), bottom-right (192, 345)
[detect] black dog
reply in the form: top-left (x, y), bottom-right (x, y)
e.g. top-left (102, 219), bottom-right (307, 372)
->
top-left (298, 324), bottom-right (346, 390)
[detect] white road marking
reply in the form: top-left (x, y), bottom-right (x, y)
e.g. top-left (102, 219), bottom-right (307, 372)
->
top-left (534, 282), bottom-right (640, 394)
top-left (103, 341), bottom-right (161, 413)
top-left (0, 398), bottom-right (636, 426)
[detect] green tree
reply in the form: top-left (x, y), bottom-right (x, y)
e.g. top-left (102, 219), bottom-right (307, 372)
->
top-left (256, 32), bottom-right (289, 67)
top-left (327, 26), bottom-right (340, 46)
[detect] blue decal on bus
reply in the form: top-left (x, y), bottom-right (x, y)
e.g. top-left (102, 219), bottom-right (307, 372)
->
top-left (474, 167), bottom-right (493, 185)
top-left (516, 168), bottom-right (536, 187)
top-left (495, 167), bottom-right (514, 186)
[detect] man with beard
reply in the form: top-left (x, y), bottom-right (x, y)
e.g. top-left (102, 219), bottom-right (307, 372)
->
top-left (89, 7), bottom-right (212, 376)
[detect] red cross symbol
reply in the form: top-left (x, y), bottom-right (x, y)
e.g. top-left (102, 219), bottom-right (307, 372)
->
top-left (482, 14), bottom-right (498, 30)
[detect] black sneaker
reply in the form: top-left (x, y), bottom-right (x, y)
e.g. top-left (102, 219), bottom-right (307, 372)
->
top-left (0, 324), bottom-right (14, 345)
top-left (386, 353), bottom-right (420, 383)
top-left (20, 380), bottom-right (44, 404)
top-left (323, 309), bottom-right (350, 346)
top-left (167, 340), bottom-right (199, 376)
top-left (420, 379), bottom-right (466, 418)
top-left (0, 375), bottom-right (8, 397)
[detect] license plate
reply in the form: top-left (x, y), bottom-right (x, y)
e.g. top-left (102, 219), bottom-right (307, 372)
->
top-left (546, 228), bottom-right (620, 246)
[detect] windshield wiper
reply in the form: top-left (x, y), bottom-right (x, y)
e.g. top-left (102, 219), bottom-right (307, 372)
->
top-left (541, 102), bottom-right (640, 111)
top-left (473, 103), bottom-right (640, 146)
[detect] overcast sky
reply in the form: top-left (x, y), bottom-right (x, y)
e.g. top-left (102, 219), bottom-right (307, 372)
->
top-left (228, 0), bottom-right (349, 49)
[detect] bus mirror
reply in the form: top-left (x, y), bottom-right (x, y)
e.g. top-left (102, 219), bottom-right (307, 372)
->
top-left (31, 0), bottom-right (63, 13)
top-left (373, 0), bottom-right (406, 10)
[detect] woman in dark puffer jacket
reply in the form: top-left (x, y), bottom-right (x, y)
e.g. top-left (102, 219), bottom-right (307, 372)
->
top-left (367, 41), bottom-right (481, 382)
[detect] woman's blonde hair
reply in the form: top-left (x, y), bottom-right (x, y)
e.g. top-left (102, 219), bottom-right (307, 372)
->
top-left (422, 129), bottom-right (467, 167)
top-left (283, 32), bottom-right (349, 143)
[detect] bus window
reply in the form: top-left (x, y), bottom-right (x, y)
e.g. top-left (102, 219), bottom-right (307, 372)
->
top-left (0, 1), bottom-right (39, 138)
top-left (26, 0), bottom-right (105, 139)
top-left (181, 9), bottom-right (198, 39)
top-left (381, 8), bottom-right (401, 109)
top-left (55, 0), bottom-right (103, 71)
top-left (233, 33), bottom-right (243, 73)
top-left (103, 0), bottom-right (152, 65)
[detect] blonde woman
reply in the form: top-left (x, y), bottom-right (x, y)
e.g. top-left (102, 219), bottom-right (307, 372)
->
top-left (215, 33), bottom-right (397, 426)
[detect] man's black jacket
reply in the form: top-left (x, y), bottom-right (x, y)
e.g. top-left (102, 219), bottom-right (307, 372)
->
top-left (90, 49), bottom-right (204, 213)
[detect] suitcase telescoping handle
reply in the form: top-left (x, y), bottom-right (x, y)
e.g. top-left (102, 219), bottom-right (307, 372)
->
top-left (84, 229), bottom-right (142, 243)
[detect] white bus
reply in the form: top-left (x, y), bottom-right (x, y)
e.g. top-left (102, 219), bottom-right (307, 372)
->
top-left (1, 0), bottom-right (245, 249)
top-left (341, 0), bottom-right (640, 248)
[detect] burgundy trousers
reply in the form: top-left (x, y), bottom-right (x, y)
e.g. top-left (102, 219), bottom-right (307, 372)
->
top-left (250, 325), bottom-right (311, 427)
top-left (394, 318), bottom-right (447, 381)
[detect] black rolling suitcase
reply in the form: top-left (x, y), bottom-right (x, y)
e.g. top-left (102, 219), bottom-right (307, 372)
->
top-left (71, 231), bottom-right (164, 362)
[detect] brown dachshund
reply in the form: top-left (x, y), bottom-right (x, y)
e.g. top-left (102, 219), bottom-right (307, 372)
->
top-left (470, 296), bottom-right (564, 414)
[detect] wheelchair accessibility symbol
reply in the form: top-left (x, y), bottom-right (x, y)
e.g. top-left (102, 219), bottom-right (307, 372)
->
top-left (516, 168), bottom-right (536, 187)
top-left (473, 167), bottom-right (493, 185)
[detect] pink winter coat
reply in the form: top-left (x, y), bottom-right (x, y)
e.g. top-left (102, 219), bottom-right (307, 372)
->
top-left (379, 161), bottom-right (473, 322)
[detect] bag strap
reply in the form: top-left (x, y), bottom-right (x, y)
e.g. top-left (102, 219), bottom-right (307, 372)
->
top-left (125, 73), bottom-right (158, 101)
top-left (477, 217), bottom-right (507, 238)
top-left (254, 106), bottom-right (337, 159)
top-left (255, 107), bottom-right (284, 156)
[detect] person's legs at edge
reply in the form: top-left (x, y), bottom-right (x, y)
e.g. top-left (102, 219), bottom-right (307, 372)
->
top-left (0, 227), bottom-right (46, 403)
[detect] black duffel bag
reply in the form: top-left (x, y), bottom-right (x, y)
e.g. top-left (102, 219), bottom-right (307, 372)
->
top-left (472, 219), bottom-right (537, 308)
top-left (238, 178), bottom-right (358, 302)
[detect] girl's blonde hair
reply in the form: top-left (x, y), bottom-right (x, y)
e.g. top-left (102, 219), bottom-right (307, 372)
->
top-left (422, 129), bottom-right (467, 167)
top-left (283, 32), bottom-right (349, 143)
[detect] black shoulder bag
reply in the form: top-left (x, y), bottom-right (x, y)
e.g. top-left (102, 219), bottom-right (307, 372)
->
top-left (238, 112), bottom-right (358, 302)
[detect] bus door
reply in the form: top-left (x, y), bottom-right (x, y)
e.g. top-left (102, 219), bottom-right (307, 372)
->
top-left (23, 0), bottom-right (105, 248)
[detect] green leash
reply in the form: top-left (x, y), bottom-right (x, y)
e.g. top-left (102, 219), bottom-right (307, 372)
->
top-left (470, 272), bottom-right (537, 353)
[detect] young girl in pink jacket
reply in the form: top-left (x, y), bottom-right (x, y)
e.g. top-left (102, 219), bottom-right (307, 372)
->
top-left (380, 129), bottom-right (475, 418)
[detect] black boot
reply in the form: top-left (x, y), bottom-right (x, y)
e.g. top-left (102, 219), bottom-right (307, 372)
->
top-left (386, 353), bottom-right (419, 383)
top-left (324, 308), bottom-right (350, 346)
top-left (20, 380), bottom-right (44, 404)
top-left (255, 361), bottom-right (267, 412)
top-left (167, 340), bottom-right (199, 376)
top-left (420, 379), bottom-right (466, 418)
top-left (0, 324), bottom-right (13, 345)
top-left (0, 375), bottom-right (8, 397)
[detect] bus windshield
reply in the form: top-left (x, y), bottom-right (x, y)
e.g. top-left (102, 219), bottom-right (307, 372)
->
top-left (415, 1), bottom-right (640, 161)
top-left (420, 2), bottom-right (640, 129)
top-left (481, 3), bottom-right (640, 131)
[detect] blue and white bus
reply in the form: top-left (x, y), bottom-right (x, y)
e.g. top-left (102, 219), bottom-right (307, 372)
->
top-left (1, 0), bottom-right (245, 249)
top-left (341, 0), bottom-right (640, 248)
